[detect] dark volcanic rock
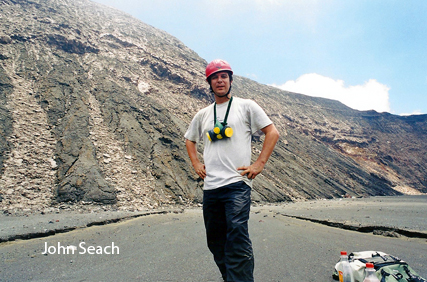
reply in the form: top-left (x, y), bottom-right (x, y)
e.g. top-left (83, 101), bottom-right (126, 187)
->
top-left (0, 67), bottom-right (13, 180)
top-left (0, 0), bottom-right (425, 212)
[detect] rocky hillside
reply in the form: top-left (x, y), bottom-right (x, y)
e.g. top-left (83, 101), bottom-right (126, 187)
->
top-left (1, 0), bottom-right (425, 213)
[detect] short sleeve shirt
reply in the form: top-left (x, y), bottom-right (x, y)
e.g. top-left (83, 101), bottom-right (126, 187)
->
top-left (184, 96), bottom-right (272, 190)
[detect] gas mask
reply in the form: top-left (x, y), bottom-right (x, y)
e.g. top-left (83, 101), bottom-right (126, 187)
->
top-left (206, 97), bottom-right (233, 142)
top-left (207, 121), bottom-right (233, 142)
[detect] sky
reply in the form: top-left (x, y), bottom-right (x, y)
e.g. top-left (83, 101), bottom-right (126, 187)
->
top-left (92, 0), bottom-right (427, 116)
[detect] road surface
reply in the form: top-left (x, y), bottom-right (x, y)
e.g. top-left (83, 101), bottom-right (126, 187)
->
top-left (1, 202), bottom-right (426, 281)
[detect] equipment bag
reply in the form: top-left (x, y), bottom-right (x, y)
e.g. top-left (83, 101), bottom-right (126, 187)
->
top-left (332, 251), bottom-right (427, 282)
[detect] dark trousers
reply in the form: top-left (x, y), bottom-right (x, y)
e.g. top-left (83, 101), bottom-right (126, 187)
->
top-left (203, 181), bottom-right (254, 282)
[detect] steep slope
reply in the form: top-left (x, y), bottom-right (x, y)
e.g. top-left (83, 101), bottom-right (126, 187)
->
top-left (0, 0), bottom-right (425, 213)
top-left (231, 79), bottom-right (426, 201)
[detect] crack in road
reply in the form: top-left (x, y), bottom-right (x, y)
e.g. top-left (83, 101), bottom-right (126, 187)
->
top-left (279, 213), bottom-right (427, 239)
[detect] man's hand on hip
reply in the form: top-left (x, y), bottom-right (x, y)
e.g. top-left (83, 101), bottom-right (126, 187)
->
top-left (237, 162), bottom-right (264, 180)
top-left (194, 162), bottom-right (206, 180)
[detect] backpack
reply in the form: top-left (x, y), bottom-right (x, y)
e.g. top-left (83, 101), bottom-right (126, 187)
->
top-left (332, 251), bottom-right (427, 282)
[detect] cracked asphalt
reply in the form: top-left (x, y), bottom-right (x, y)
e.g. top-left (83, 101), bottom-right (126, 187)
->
top-left (266, 195), bottom-right (427, 238)
top-left (0, 195), bottom-right (426, 281)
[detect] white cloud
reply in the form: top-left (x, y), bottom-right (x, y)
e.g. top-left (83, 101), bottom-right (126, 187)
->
top-left (271, 73), bottom-right (391, 113)
top-left (245, 73), bottom-right (259, 80)
top-left (399, 110), bottom-right (424, 116)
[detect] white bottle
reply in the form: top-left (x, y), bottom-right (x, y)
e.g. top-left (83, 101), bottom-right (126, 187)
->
top-left (363, 263), bottom-right (380, 282)
top-left (338, 251), bottom-right (354, 282)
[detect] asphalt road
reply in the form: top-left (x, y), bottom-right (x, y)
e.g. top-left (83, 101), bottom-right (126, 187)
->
top-left (1, 205), bottom-right (426, 282)
top-left (272, 195), bottom-right (427, 234)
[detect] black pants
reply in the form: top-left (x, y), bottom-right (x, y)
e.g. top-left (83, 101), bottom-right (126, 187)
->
top-left (203, 181), bottom-right (254, 282)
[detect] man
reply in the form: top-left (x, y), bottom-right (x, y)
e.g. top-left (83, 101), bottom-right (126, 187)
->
top-left (185, 59), bottom-right (279, 282)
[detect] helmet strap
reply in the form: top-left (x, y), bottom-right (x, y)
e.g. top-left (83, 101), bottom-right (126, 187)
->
top-left (210, 85), bottom-right (232, 98)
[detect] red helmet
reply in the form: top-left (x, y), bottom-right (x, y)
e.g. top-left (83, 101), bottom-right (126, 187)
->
top-left (205, 59), bottom-right (233, 80)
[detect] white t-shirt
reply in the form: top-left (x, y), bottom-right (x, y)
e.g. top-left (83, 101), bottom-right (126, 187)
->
top-left (184, 96), bottom-right (272, 190)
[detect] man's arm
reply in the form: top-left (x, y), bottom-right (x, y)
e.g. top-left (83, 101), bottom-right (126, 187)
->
top-left (237, 123), bottom-right (279, 179)
top-left (185, 139), bottom-right (206, 179)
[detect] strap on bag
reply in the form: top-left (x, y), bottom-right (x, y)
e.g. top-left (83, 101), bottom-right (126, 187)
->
top-left (405, 265), bottom-right (427, 282)
top-left (381, 268), bottom-right (404, 281)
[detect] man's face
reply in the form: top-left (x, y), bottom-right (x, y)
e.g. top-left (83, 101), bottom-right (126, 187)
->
top-left (210, 71), bottom-right (231, 96)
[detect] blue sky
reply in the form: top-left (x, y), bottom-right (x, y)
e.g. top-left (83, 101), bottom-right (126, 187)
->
top-left (92, 0), bottom-right (427, 116)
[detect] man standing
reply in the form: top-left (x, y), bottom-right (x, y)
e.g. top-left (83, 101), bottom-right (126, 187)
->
top-left (185, 59), bottom-right (279, 282)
